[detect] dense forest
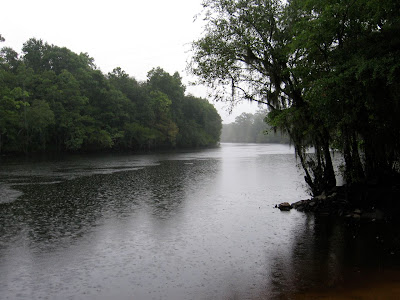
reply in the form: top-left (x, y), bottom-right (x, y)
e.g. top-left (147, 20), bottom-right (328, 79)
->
top-left (190, 0), bottom-right (400, 197)
top-left (0, 36), bottom-right (222, 154)
top-left (221, 110), bottom-right (289, 143)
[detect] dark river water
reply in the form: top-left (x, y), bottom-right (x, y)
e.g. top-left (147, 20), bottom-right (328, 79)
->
top-left (1, 143), bottom-right (400, 299)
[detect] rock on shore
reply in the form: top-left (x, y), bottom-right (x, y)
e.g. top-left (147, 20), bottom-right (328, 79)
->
top-left (277, 202), bottom-right (292, 211)
top-left (276, 185), bottom-right (398, 222)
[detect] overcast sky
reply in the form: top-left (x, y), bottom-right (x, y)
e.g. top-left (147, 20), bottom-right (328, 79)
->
top-left (1, 0), bottom-right (260, 123)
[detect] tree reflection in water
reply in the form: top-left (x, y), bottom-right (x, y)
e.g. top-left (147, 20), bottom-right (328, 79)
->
top-left (266, 214), bottom-right (400, 299)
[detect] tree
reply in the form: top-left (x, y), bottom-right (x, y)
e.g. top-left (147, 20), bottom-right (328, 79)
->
top-left (190, 0), bottom-right (400, 196)
top-left (190, 0), bottom-right (335, 195)
top-left (0, 38), bottom-right (222, 153)
top-left (25, 99), bottom-right (55, 150)
top-left (0, 47), bottom-right (21, 72)
top-left (178, 95), bottom-right (222, 147)
top-left (287, 0), bottom-right (400, 185)
top-left (0, 88), bottom-right (29, 152)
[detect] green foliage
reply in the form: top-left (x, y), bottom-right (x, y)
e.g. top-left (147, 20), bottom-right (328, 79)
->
top-left (0, 38), bottom-right (222, 153)
top-left (177, 96), bottom-right (222, 147)
top-left (190, 0), bottom-right (400, 195)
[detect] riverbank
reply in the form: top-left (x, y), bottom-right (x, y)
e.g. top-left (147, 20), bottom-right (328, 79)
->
top-left (279, 183), bottom-right (400, 222)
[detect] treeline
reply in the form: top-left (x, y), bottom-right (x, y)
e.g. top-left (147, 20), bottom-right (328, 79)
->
top-left (0, 37), bottom-right (222, 154)
top-left (221, 110), bottom-right (289, 143)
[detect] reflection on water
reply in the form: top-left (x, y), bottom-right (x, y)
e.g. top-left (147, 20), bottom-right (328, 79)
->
top-left (265, 215), bottom-right (400, 299)
top-left (0, 144), bottom-right (399, 299)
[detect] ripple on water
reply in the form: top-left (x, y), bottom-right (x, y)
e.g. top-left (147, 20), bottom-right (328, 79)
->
top-left (2, 145), bottom-right (397, 299)
top-left (0, 183), bottom-right (23, 204)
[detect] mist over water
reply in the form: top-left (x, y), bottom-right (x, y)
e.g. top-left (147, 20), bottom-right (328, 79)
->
top-left (1, 144), bottom-right (399, 299)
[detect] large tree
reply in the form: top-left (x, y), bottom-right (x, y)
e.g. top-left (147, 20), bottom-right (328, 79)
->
top-left (190, 0), bottom-right (336, 195)
top-left (189, 0), bottom-right (400, 196)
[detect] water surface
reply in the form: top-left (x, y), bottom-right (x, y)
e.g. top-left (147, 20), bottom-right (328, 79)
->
top-left (1, 144), bottom-right (399, 299)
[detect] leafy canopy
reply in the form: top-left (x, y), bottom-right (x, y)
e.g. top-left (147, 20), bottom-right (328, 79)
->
top-left (190, 0), bottom-right (400, 195)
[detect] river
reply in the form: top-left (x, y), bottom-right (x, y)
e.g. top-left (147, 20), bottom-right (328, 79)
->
top-left (1, 143), bottom-right (399, 299)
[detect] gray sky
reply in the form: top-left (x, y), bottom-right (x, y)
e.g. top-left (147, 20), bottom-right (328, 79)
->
top-left (1, 0), bottom-right (260, 123)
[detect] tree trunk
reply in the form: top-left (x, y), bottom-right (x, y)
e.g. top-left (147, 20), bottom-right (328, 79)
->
top-left (322, 136), bottom-right (336, 191)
